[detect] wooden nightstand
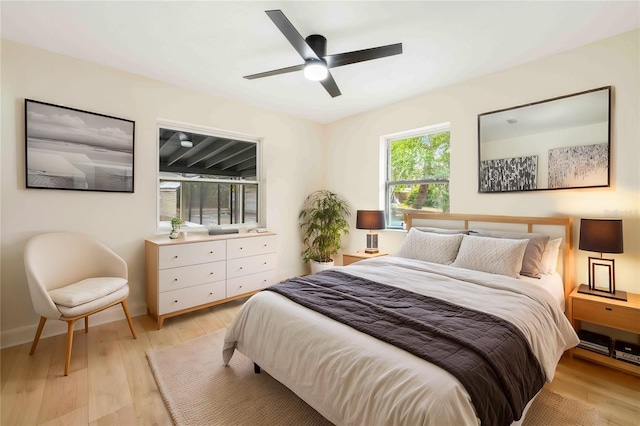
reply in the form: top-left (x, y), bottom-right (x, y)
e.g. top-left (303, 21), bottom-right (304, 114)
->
top-left (569, 288), bottom-right (640, 376)
top-left (342, 251), bottom-right (389, 266)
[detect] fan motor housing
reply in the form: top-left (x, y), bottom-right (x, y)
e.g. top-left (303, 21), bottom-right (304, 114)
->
top-left (305, 34), bottom-right (327, 58)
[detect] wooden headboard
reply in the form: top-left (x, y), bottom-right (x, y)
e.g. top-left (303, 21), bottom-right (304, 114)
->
top-left (404, 213), bottom-right (574, 305)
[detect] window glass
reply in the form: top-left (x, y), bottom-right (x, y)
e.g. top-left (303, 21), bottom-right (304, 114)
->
top-left (158, 126), bottom-right (260, 228)
top-left (385, 127), bottom-right (450, 229)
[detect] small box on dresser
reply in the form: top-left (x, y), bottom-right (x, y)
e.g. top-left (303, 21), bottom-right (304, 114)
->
top-left (146, 232), bottom-right (277, 329)
top-left (570, 287), bottom-right (640, 376)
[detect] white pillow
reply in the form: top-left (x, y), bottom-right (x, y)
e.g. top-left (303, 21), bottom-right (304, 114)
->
top-left (451, 235), bottom-right (528, 278)
top-left (539, 238), bottom-right (562, 274)
top-left (414, 227), bottom-right (469, 235)
top-left (395, 228), bottom-right (463, 265)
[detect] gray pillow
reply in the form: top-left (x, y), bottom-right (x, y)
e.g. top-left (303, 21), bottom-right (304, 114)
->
top-left (414, 227), bottom-right (469, 235)
top-left (468, 230), bottom-right (550, 278)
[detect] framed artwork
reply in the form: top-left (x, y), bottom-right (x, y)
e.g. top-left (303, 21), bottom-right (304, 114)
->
top-left (548, 143), bottom-right (608, 189)
top-left (25, 99), bottom-right (135, 192)
top-left (479, 155), bottom-right (538, 192)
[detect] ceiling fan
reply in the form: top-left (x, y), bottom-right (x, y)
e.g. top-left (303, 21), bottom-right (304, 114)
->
top-left (243, 10), bottom-right (403, 98)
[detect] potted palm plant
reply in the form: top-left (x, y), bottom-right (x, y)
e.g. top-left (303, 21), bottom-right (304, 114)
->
top-left (299, 190), bottom-right (351, 274)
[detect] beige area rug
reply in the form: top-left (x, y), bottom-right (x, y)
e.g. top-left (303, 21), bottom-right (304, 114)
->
top-left (147, 330), bottom-right (599, 426)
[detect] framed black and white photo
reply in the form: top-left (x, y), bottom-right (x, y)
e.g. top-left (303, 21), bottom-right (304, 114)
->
top-left (548, 143), bottom-right (608, 189)
top-left (25, 99), bottom-right (135, 192)
top-left (479, 155), bottom-right (538, 192)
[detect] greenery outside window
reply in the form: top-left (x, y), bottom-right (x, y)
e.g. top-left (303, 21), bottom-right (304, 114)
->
top-left (157, 122), bottom-right (262, 230)
top-left (385, 124), bottom-right (450, 229)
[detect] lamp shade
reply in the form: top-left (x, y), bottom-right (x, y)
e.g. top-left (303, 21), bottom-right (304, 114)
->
top-left (356, 210), bottom-right (386, 230)
top-left (579, 218), bottom-right (623, 254)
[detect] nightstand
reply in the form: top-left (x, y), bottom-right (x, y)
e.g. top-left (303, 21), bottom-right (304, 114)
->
top-left (342, 251), bottom-right (389, 266)
top-left (569, 288), bottom-right (640, 376)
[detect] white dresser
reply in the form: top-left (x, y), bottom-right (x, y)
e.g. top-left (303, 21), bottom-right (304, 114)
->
top-left (145, 232), bottom-right (277, 329)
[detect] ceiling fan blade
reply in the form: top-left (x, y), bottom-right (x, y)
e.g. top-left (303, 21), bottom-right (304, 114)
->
top-left (244, 63), bottom-right (305, 80)
top-left (320, 71), bottom-right (342, 98)
top-left (324, 43), bottom-right (403, 68)
top-left (265, 10), bottom-right (319, 61)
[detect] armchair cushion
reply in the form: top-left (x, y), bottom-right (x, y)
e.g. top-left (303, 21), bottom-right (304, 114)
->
top-left (56, 285), bottom-right (130, 318)
top-left (49, 277), bottom-right (127, 308)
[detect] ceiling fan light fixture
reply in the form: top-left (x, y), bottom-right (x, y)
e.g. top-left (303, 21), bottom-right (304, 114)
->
top-left (304, 60), bottom-right (328, 81)
top-left (178, 132), bottom-right (193, 148)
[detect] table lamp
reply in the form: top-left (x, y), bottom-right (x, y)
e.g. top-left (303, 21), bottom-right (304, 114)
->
top-left (356, 210), bottom-right (386, 254)
top-left (578, 218), bottom-right (625, 301)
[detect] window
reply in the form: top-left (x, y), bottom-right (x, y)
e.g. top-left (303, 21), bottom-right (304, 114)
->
top-left (384, 124), bottom-right (450, 229)
top-left (157, 122), bottom-right (262, 229)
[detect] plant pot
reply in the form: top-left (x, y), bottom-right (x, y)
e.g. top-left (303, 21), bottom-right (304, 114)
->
top-left (310, 259), bottom-right (335, 274)
top-left (169, 230), bottom-right (180, 239)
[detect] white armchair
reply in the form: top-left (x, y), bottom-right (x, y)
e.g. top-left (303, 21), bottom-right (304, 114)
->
top-left (24, 232), bottom-right (137, 376)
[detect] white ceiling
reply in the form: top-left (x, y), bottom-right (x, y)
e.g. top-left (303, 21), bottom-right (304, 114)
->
top-left (1, 1), bottom-right (638, 124)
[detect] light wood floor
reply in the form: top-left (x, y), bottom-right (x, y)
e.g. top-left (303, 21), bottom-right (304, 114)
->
top-left (2, 300), bottom-right (639, 425)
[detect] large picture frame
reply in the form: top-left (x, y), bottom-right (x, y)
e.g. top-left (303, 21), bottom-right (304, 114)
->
top-left (477, 86), bottom-right (611, 192)
top-left (25, 99), bottom-right (135, 193)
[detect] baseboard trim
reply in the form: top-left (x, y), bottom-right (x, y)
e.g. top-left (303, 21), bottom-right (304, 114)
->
top-left (0, 302), bottom-right (148, 349)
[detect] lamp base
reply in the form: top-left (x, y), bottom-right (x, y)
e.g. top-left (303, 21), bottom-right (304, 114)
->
top-left (365, 232), bottom-right (379, 254)
top-left (577, 284), bottom-right (627, 301)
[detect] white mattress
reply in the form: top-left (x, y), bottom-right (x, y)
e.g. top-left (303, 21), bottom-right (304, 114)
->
top-left (519, 271), bottom-right (565, 312)
top-left (223, 256), bottom-right (579, 425)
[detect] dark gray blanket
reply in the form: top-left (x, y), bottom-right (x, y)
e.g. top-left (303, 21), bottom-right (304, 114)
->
top-left (264, 269), bottom-right (545, 426)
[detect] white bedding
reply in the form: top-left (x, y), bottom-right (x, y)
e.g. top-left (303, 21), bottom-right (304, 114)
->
top-left (223, 256), bottom-right (579, 426)
top-left (519, 271), bottom-right (565, 312)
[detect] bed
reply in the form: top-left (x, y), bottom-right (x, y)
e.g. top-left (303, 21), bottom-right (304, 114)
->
top-left (223, 213), bottom-right (580, 426)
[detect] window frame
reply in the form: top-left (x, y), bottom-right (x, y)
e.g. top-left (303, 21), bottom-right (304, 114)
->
top-left (156, 119), bottom-right (264, 233)
top-left (382, 122), bottom-right (451, 230)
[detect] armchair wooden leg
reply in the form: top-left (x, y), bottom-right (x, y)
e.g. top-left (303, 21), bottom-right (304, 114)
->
top-left (64, 320), bottom-right (76, 376)
top-left (30, 317), bottom-right (47, 355)
top-left (121, 300), bottom-right (137, 339)
top-left (84, 316), bottom-right (89, 333)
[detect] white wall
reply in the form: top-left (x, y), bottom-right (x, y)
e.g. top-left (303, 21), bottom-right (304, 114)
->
top-left (0, 40), bottom-right (325, 347)
top-left (2, 29), bottom-right (639, 348)
top-left (326, 30), bottom-right (640, 294)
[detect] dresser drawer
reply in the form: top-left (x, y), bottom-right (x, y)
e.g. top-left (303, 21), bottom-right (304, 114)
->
top-left (158, 281), bottom-right (226, 315)
top-left (158, 261), bottom-right (226, 292)
top-left (227, 270), bottom-right (277, 298)
top-left (227, 235), bottom-right (276, 259)
top-left (573, 298), bottom-right (640, 333)
top-left (159, 240), bottom-right (226, 269)
top-left (227, 253), bottom-right (277, 279)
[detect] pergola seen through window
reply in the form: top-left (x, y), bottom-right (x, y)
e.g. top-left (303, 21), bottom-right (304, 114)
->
top-left (158, 125), bottom-right (260, 228)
